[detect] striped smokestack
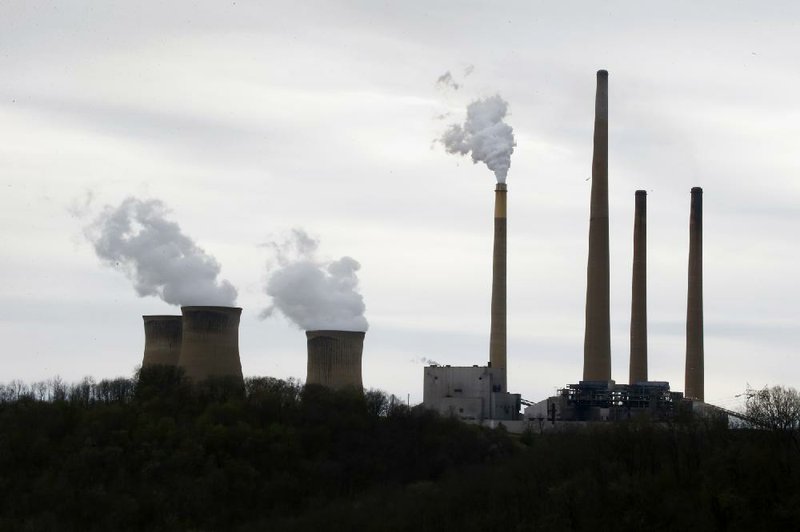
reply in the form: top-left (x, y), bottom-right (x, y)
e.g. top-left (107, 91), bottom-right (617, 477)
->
top-left (178, 306), bottom-right (243, 383)
top-left (685, 187), bottom-right (704, 401)
top-left (583, 69), bottom-right (611, 381)
top-left (306, 330), bottom-right (364, 390)
top-left (629, 191), bottom-right (648, 384)
top-left (489, 182), bottom-right (507, 389)
top-left (142, 315), bottom-right (182, 367)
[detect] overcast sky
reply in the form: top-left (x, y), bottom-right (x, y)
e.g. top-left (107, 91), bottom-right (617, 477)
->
top-left (2, 1), bottom-right (799, 408)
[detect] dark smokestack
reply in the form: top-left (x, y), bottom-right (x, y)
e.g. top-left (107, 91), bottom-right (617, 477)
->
top-left (489, 182), bottom-right (507, 389)
top-left (306, 330), bottom-right (365, 390)
top-left (685, 187), bottom-right (704, 401)
top-left (583, 69), bottom-right (611, 381)
top-left (178, 306), bottom-right (243, 383)
top-left (142, 315), bottom-right (182, 367)
top-left (629, 191), bottom-right (647, 384)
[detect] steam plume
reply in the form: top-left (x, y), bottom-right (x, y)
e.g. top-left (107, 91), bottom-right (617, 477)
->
top-left (262, 229), bottom-right (368, 332)
top-left (85, 197), bottom-right (237, 306)
top-left (441, 95), bottom-right (516, 183)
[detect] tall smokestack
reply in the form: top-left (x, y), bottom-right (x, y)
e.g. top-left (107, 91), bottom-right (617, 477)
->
top-left (629, 191), bottom-right (648, 384)
top-left (306, 330), bottom-right (364, 390)
top-left (142, 315), bottom-right (182, 367)
top-left (489, 182), bottom-right (507, 389)
top-left (583, 69), bottom-right (611, 381)
top-left (178, 306), bottom-right (243, 383)
top-left (685, 187), bottom-right (704, 401)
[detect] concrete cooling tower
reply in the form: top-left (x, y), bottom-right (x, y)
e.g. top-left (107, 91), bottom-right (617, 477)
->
top-left (141, 315), bottom-right (182, 367)
top-left (178, 306), bottom-right (243, 383)
top-left (306, 330), bottom-right (365, 391)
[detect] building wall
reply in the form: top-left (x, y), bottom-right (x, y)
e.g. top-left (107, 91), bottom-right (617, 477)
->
top-left (422, 365), bottom-right (519, 421)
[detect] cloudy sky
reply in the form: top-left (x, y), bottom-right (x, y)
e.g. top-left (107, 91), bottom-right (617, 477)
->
top-left (2, 1), bottom-right (798, 408)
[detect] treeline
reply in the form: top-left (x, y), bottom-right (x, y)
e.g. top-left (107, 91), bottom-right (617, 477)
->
top-left (2, 370), bottom-right (799, 531)
top-left (0, 367), bottom-right (514, 531)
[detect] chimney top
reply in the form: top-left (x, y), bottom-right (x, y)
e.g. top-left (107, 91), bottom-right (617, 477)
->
top-left (495, 183), bottom-right (507, 191)
top-left (691, 187), bottom-right (703, 194)
top-left (635, 190), bottom-right (647, 196)
top-left (597, 69), bottom-right (609, 77)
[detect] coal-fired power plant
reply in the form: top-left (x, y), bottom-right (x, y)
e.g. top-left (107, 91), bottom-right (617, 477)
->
top-left (305, 330), bottom-right (365, 390)
top-left (177, 306), bottom-right (244, 383)
top-left (489, 182), bottom-right (507, 387)
top-left (685, 187), bottom-right (704, 401)
top-left (141, 315), bottom-right (183, 367)
top-left (629, 190), bottom-right (648, 384)
top-left (583, 69), bottom-right (612, 382)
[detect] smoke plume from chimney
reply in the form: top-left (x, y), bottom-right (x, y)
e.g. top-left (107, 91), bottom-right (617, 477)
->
top-left (441, 95), bottom-right (516, 183)
top-left (262, 229), bottom-right (368, 332)
top-left (85, 197), bottom-right (237, 307)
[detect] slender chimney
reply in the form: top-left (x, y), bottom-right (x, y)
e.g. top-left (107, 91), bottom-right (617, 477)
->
top-left (306, 330), bottom-right (365, 390)
top-left (685, 187), bottom-right (704, 401)
top-left (583, 69), bottom-right (611, 381)
top-left (178, 306), bottom-right (243, 383)
top-left (629, 191), bottom-right (648, 384)
top-left (489, 182), bottom-right (507, 389)
top-left (142, 315), bottom-right (182, 367)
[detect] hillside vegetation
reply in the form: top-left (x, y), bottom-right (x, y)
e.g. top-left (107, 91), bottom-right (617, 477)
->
top-left (1, 368), bottom-right (798, 531)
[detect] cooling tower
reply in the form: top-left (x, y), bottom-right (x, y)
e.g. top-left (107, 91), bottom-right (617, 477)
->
top-left (629, 191), bottom-right (648, 384)
top-left (583, 69), bottom-right (612, 381)
top-left (306, 330), bottom-right (365, 391)
top-left (684, 187), bottom-right (704, 401)
top-left (489, 182), bottom-right (507, 390)
top-left (141, 315), bottom-right (182, 367)
top-left (178, 306), bottom-right (243, 383)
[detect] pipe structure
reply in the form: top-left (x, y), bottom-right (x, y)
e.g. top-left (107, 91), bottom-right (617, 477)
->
top-left (685, 187), bottom-right (704, 401)
top-left (489, 182), bottom-right (507, 390)
top-left (306, 330), bottom-right (365, 390)
top-left (178, 306), bottom-right (243, 383)
top-left (142, 315), bottom-right (182, 367)
top-left (629, 191), bottom-right (648, 384)
top-left (583, 69), bottom-right (612, 381)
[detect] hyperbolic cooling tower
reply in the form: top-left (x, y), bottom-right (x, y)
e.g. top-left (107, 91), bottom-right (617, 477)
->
top-left (141, 315), bottom-right (182, 367)
top-left (583, 69), bottom-right (612, 381)
top-left (684, 187), bottom-right (704, 401)
top-left (178, 306), bottom-right (243, 383)
top-left (489, 182), bottom-right (507, 390)
top-left (629, 191), bottom-right (648, 384)
top-left (306, 330), bottom-right (365, 390)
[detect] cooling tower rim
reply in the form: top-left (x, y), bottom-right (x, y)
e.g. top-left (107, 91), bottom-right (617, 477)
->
top-left (306, 329), bottom-right (366, 338)
top-left (143, 315), bottom-right (182, 321)
top-left (181, 306), bottom-right (243, 313)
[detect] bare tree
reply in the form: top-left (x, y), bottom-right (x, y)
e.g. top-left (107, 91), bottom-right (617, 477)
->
top-left (745, 385), bottom-right (800, 431)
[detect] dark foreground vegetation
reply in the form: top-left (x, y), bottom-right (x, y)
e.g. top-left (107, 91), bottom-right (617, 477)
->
top-left (1, 369), bottom-right (798, 531)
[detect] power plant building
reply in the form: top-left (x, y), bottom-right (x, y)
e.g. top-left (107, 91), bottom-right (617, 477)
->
top-left (423, 366), bottom-right (520, 421)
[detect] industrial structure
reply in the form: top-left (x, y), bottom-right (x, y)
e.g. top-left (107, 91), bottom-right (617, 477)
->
top-left (685, 187), bottom-right (704, 401)
top-left (629, 190), bottom-right (648, 384)
top-left (141, 315), bottom-right (182, 367)
top-left (305, 330), bottom-right (365, 391)
top-left (523, 70), bottom-right (706, 425)
top-left (177, 306), bottom-right (244, 384)
top-left (422, 176), bottom-right (521, 422)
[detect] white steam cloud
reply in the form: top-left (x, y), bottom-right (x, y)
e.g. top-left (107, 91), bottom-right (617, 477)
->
top-left (85, 197), bottom-right (237, 306)
top-left (262, 229), bottom-right (368, 332)
top-left (441, 95), bottom-right (516, 183)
